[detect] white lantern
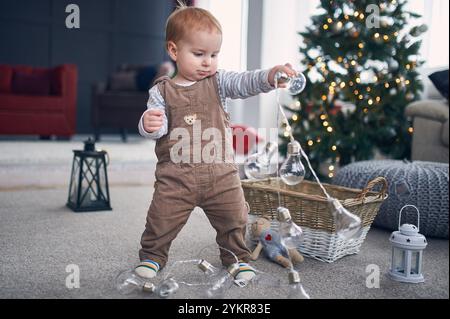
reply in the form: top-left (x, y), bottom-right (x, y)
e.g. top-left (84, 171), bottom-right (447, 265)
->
top-left (388, 205), bottom-right (427, 283)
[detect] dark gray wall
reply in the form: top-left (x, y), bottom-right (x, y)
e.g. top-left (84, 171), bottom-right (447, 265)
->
top-left (0, 0), bottom-right (173, 133)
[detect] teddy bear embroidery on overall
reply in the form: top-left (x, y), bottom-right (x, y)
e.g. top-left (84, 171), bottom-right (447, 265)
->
top-left (249, 217), bottom-right (304, 268)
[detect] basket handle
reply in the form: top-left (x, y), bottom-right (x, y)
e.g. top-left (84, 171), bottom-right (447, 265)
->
top-left (357, 177), bottom-right (388, 202)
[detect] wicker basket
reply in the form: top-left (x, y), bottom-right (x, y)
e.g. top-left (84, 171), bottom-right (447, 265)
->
top-left (242, 176), bottom-right (388, 263)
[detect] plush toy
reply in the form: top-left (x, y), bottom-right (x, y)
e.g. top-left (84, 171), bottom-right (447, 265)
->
top-left (249, 217), bottom-right (304, 268)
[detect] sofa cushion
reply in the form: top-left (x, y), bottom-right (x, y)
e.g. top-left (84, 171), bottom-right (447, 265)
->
top-left (0, 93), bottom-right (64, 111)
top-left (11, 70), bottom-right (51, 96)
top-left (0, 65), bottom-right (13, 93)
top-left (429, 69), bottom-right (449, 101)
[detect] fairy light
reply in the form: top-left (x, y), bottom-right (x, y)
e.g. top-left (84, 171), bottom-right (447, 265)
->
top-left (359, 13), bottom-right (365, 20)
top-left (307, 140), bottom-right (314, 146)
top-left (405, 80), bottom-right (410, 85)
top-left (340, 82), bottom-right (346, 88)
top-left (395, 78), bottom-right (401, 84)
top-left (354, 89), bottom-right (359, 95)
top-left (376, 96), bottom-right (381, 102)
top-left (337, 56), bottom-right (343, 63)
top-left (349, 81), bottom-right (354, 86)
top-left (328, 172), bottom-right (334, 178)
top-left (320, 114), bottom-right (327, 120)
top-left (337, 21), bottom-right (343, 28)
top-left (284, 131), bottom-right (290, 138)
top-left (356, 77), bottom-right (361, 83)
top-left (329, 165), bottom-right (335, 171)
top-left (327, 127), bottom-right (333, 133)
top-left (358, 94), bottom-right (364, 100)
top-left (321, 95), bottom-right (327, 101)
top-left (383, 35), bottom-right (389, 41)
top-left (331, 145), bottom-right (337, 151)
top-left (316, 137), bottom-right (321, 143)
top-left (354, 11), bottom-right (360, 17)
top-left (292, 114), bottom-right (298, 121)
top-left (323, 121), bottom-right (329, 127)
top-left (366, 87), bottom-right (372, 92)
top-left (327, 18), bottom-right (333, 23)
top-left (323, 24), bottom-right (329, 30)
top-left (358, 43), bottom-right (364, 49)
top-left (408, 127), bottom-right (414, 134)
top-left (385, 83), bottom-right (390, 88)
top-left (374, 33), bottom-right (380, 39)
top-left (406, 64), bottom-right (411, 70)
top-left (368, 99), bottom-right (373, 105)
top-left (350, 60), bottom-right (357, 66)
top-left (363, 107), bottom-right (369, 113)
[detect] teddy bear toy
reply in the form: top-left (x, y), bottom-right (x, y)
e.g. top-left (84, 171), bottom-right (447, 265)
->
top-left (249, 217), bottom-right (304, 268)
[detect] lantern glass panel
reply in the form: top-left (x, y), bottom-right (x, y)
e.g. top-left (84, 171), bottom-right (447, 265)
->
top-left (69, 157), bottom-right (80, 204)
top-left (98, 158), bottom-right (108, 200)
top-left (393, 248), bottom-right (405, 273)
top-left (411, 251), bottom-right (420, 275)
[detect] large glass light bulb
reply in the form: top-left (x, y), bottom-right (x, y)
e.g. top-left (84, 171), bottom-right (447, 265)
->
top-left (204, 263), bottom-right (239, 299)
top-left (277, 207), bottom-right (303, 249)
top-left (115, 269), bottom-right (155, 295)
top-left (275, 71), bottom-right (307, 95)
top-left (244, 142), bottom-right (278, 179)
top-left (279, 141), bottom-right (305, 186)
top-left (287, 270), bottom-right (310, 299)
top-left (328, 198), bottom-right (362, 240)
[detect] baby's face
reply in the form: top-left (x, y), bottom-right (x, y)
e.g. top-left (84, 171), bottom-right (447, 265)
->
top-left (170, 29), bottom-right (222, 83)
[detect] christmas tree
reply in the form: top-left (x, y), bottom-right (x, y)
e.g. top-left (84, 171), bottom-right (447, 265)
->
top-left (280, 0), bottom-right (427, 180)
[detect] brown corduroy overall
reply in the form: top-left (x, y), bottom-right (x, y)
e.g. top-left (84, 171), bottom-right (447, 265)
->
top-left (139, 75), bottom-right (251, 268)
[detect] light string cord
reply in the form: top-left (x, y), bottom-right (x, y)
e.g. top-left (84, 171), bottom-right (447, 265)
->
top-left (274, 77), bottom-right (332, 200)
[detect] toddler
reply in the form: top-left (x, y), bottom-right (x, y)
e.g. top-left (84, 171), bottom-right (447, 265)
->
top-left (136, 4), bottom-right (296, 281)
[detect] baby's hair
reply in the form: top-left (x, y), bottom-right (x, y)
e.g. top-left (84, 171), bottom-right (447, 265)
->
top-left (165, 2), bottom-right (222, 47)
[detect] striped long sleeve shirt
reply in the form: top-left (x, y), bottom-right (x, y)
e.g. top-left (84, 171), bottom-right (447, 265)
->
top-left (138, 68), bottom-right (274, 139)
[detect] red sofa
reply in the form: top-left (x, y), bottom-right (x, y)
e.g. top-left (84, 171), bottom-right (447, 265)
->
top-left (0, 64), bottom-right (77, 137)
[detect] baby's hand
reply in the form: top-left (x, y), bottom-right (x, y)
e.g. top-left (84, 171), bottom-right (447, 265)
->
top-left (143, 109), bottom-right (164, 133)
top-left (268, 63), bottom-right (297, 88)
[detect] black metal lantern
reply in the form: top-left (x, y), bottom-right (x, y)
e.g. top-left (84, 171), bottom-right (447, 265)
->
top-left (67, 138), bottom-right (112, 212)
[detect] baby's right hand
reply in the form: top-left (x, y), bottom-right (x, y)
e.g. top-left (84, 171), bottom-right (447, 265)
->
top-left (143, 109), bottom-right (164, 133)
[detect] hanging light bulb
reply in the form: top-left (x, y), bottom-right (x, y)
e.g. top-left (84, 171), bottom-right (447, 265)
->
top-left (204, 263), bottom-right (240, 299)
top-left (244, 142), bottom-right (278, 179)
top-left (115, 269), bottom-right (156, 295)
top-left (280, 141), bottom-right (305, 185)
top-left (328, 198), bottom-right (362, 240)
top-left (287, 270), bottom-right (310, 299)
top-left (277, 207), bottom-right (303, 249)
top-left (275, 71), bottom-right (307, 95)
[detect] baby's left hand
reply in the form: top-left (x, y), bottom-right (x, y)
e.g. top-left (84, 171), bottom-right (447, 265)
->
top-left (268, 63), bottom-right (297, 88)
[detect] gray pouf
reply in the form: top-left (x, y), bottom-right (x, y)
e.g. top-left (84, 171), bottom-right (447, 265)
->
top-left (333, 160), bottom-right (449, 239)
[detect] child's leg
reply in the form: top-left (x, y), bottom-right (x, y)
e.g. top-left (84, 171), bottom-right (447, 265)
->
top-left (138, 164), bottom-right (197, 272)
top-left (201, 164), bottom-right (252, 266)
